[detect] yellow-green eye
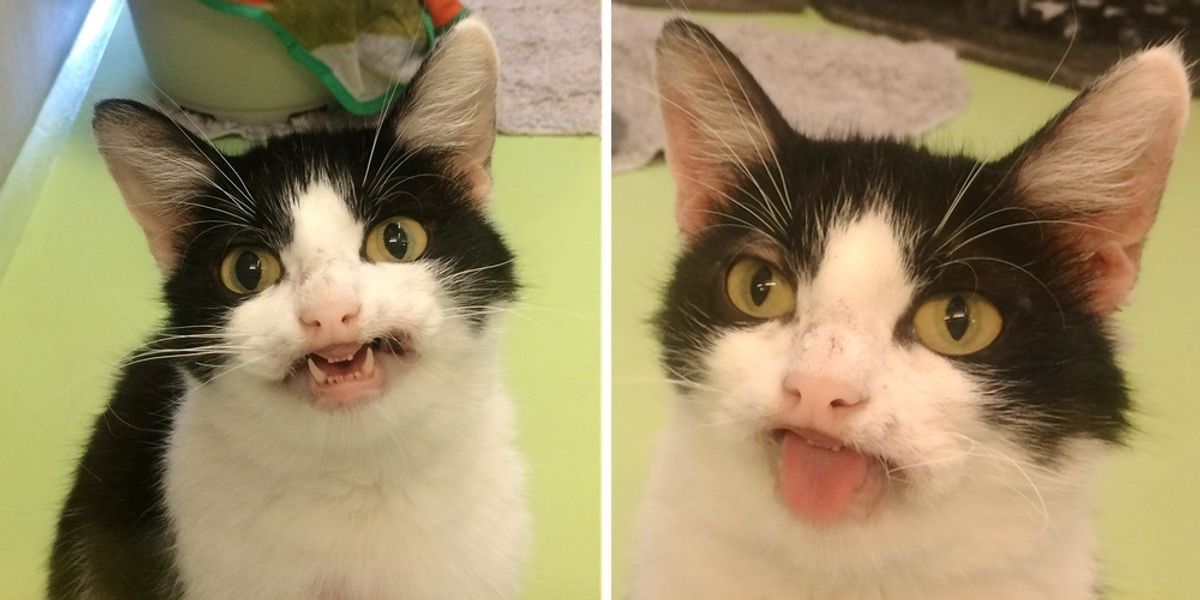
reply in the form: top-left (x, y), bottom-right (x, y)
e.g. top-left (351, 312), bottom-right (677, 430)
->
top-left (725, 257), bottom-right (795, 319)
top-left (365, 216), bottom-right (428, 262)
top-left (219, 247), bottom-right (282, 294)
top-left (913, 292), bottom-right (1003, 356)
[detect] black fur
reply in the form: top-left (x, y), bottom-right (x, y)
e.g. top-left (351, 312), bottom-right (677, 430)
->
top-left (653, 19), bottom-right (1130, 462)
top-left (48, 99), bottom-right (515, 600)
top-left (47, 359), bottom-right (183, 599)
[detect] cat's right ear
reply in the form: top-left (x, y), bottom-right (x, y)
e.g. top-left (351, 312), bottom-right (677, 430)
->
top-left (93, 100), bottom-right (218, 273)
top-left (655, 19), bottom-right (788, 240)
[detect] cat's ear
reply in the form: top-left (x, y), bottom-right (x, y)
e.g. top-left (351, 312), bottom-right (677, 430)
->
top-left (93, 100), bottom-right (220, 273)
top-left (1010, 45), bottom-right (1190, 316)
top-left (389, 17), bottom-right (499, 203)
top-left (655, 19), bottom-right (789, 239)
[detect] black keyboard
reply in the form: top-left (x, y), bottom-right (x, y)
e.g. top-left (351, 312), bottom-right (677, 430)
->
top-left (812, 0), bottom-right (1199, 94)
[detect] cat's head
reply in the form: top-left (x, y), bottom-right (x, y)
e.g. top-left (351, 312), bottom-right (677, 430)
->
top-left (94, 19), bottom-right (513, 440)
top-left (653, 19), bottom-right (1189, 530)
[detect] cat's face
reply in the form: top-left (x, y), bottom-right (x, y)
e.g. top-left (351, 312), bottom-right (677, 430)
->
top-left (654, 21), bottom-right (1188, 526)
top-left (94, 20), bottom-right (509, 435)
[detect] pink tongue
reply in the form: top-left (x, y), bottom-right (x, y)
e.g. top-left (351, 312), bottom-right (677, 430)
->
top-left (777, 430), bottom-right (870, 522)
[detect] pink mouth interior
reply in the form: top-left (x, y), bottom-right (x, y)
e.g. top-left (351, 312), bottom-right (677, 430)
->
top-left (298, 337), bottom-right (411, 408)
top-left (776, 429), bottom-right (875, 523)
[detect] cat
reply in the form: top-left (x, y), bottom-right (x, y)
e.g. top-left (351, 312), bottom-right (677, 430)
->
top-left (632, 19), bottom-right (1190, 600)
top-left (46, 18), bottom-right (529, 600)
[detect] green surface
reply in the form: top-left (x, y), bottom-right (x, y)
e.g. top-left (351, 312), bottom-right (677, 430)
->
top-left (613, 10), bottom-right (1200, 600)
top-left (0, 11), bottom-right (598, 600)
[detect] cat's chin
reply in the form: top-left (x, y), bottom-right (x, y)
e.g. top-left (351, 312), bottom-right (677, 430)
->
top-left (770, 429), bottom-right (891, 524)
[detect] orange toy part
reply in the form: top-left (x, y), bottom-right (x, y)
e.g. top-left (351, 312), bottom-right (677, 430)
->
top-left (424, 0), bottom-right (464, 29)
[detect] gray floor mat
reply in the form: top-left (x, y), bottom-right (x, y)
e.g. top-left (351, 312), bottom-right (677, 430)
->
top-left (613, 5), bottom-right (971, 171)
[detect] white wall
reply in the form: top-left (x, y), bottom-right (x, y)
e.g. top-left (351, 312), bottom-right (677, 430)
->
top-left (0, 0), bottom-right (94, 185)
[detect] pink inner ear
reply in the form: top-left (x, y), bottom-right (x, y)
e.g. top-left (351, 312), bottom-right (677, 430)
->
top-left (660, 90), bottom-right (733, 241)
top-left (1077, 184), bottom-right (1163, 315)
top-left (1083, 241), bottom-right (1139, 317)
top-left (106, 160), bottom-right (190, 273)
top-left (1060, 131), bottom-right (1177, 317)
top-left (141, 226), bottom-right (185, 272)
top-left (455, 161), bottom-right (492, 205)
top-left (1056, 184), bottom-right (1162, 317)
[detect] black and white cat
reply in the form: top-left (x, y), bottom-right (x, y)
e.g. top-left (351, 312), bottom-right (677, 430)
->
top-left (48, 18), bottom-right (529, 600)
top-left (633, 19), bottom-right (1189, 600)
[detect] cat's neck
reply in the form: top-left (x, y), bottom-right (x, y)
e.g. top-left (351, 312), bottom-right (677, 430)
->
top-left (637, 406), bottom-right (1104, 599)
top-left (171, 344), bottom-right (510, 481)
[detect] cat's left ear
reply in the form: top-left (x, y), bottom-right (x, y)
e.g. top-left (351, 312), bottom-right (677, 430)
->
top-left (389, 17), bottom-right (499, 203)
top-left (1010, 45), bottom-right (1191, 316)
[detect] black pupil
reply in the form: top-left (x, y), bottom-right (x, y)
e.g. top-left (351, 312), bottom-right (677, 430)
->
top-left (383, 222), bottom-right (409, 258)
top-left (235, 251), bottom-right (263, 291)
top-left (944, 295), bottom-right (970, 341)
top-left (749, 265), bottom-right (775, 306)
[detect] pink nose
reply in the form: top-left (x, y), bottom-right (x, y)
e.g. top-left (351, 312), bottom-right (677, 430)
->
top-left (299, 300), bottom-right (362, 347)
top-left (778, 374), bottom-right (866, 429)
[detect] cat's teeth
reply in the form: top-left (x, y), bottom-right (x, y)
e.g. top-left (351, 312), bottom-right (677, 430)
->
top-left (363, 347), bottom-right (375, 376)
top-left (803, 438), bottom-right (842, 452)
top-left (307, 358), bottom-right (327, 384)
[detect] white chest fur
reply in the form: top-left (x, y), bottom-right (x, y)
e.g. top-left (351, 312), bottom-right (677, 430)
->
top-left (631, 416), bottom-right (1102, 600)
top-left (164, 375), bottom-right (529, 600)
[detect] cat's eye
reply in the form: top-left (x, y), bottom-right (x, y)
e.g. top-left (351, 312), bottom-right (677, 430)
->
top-left (725, 257), bottom-right (795, 319)
top-left (912, 292), bottom-right (1003, 356)
top-left (365, 216), bottom-right (428, 263)
top-left (219, 247), bottom-right (283, 295)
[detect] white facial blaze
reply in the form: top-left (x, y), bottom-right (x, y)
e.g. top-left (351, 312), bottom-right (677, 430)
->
top-left (287, 180), bottom-right (365, 273)
top-left (287, 181), bottom-right (367, 331)
top-left (798, 211), bottom-right (914, 386)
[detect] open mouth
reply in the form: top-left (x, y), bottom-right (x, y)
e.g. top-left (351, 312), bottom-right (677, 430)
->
top-left (769, 428), bottom-right (891, 524)
top-left (292, 336), bottom-right (414, 408)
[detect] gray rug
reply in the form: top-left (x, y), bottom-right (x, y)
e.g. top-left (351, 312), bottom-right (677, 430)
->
top-left (163, 0), bottom-right (600, 140)
top-left (613, 6), bottom-right (971, 171)
top-left (619, 0), bottom-right (807, 10)
top-left (475, 0), bottom-right (600, 135)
